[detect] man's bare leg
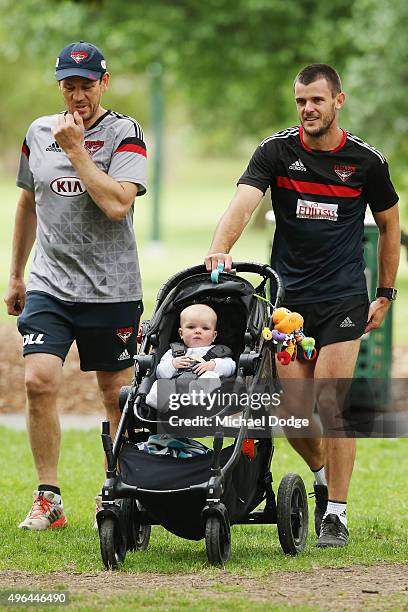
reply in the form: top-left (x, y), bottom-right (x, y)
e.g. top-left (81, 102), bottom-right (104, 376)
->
top-left (96, 366), bottom-right (134, 440)
top-left (25, 354), bottom-right (63, 486)
top-left (315, 339), bottom-right (361, 501)
top-left (19, 353), bottom-right (67, 530)
top-left (276, 358), bottom-right (324, 469)
top-left (312, 339), bottom-right (361, 547)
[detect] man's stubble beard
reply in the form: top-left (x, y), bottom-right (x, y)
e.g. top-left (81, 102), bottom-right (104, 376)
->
top-left (302, 108), bottom-right (336, 139)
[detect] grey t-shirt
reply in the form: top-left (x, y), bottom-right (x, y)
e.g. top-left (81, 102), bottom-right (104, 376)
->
top-left (17, 110), bottom-right (147, 303)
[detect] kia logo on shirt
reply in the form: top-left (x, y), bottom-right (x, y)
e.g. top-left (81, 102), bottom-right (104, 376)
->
top-left (50, 177), bottom-right (86, 197)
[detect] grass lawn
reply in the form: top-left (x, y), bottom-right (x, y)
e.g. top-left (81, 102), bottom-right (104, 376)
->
top-left (1, 150), bottom-right (407, 607)
top-left (59, 594), bottom-right (316, 612)
top-left (0, 427), bottom-right (407, 575)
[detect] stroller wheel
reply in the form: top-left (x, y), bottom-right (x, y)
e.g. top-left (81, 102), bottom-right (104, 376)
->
top-left (205, 516), bottom-right (231, 566)
top-left (121, 499), bottom-right (151, 552)
top-left (277, 473), bottom-right (308, 555)
top-left (133, 500), bottom-right (152, 551)
top-left (99, 517), bottom-right (126, 569)
top-left (134, 522), bottom-right (151, 551)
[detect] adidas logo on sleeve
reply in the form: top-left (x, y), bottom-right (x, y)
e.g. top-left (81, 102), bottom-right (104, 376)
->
top-left (46, 141), bottom-right (62, 152)
top-left (289, 159), bottom-right (307, 171)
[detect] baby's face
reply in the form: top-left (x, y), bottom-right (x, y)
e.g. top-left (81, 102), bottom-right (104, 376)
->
top-left (179, 313), bottom-right (217, 348)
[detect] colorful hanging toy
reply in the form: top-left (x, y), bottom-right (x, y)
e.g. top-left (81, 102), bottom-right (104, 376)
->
top-left (262, 307), bottom-right (317, 365)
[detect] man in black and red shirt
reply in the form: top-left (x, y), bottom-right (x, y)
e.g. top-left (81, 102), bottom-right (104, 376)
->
top-left (205, 64), bottom-right (400, 548)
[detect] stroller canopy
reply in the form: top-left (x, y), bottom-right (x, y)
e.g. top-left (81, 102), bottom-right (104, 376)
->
top-left (147, 273), bottom-right (266, 361)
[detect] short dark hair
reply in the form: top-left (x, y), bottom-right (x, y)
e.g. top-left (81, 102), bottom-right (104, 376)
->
top-left (294, 64), bottom-right (342, 96)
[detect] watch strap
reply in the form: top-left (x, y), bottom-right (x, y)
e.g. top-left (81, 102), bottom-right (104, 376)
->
top-left (375, 287), bottom-right (397, 300)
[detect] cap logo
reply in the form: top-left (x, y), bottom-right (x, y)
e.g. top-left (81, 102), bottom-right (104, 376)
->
top-left (101, 60), bottom-right (106, 69)
top-left (70, 51), bottom-right (89, 64)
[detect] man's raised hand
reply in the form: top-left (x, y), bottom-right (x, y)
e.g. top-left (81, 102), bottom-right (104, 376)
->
top-left (52, 112), bottom-right (84, 153)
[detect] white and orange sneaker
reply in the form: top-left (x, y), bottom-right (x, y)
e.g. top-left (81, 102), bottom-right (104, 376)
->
top-left (18, 490), bottom-right (67, 530)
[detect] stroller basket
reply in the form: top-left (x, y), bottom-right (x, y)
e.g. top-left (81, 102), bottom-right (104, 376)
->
top-left (119, 436), bottom-right (271, 540)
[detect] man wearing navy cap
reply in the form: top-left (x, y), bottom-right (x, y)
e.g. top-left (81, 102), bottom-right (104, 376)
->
top-left (4, 41), bottom-right (147, 530)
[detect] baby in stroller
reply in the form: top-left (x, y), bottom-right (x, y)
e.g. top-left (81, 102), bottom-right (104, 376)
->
top-left (145, 303), bottom-right (236, 409)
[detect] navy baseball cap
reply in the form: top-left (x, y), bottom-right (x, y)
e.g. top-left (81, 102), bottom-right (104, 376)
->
top-left (55, 41), bottom-right (107, 81)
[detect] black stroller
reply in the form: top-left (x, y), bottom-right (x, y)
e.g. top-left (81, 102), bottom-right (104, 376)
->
top-left (97, 262), bottom-right (309, 568)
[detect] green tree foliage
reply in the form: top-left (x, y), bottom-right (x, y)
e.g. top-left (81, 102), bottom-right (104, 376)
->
top-left (343, 0), bottom-right (408, 183)
top-left (0, 0), bottom-right (406, 181)
top-left (84, 0), bottom-right (355, 144)
top-left (0, 0), bottom-right (354, 147)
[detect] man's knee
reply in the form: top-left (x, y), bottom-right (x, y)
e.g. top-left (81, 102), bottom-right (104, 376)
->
top-left (97, 368), bottom-right (132, 411)
top-left (24, 354), bottom-right (62, 400)
top-left (25, 367), bottom-right (60, 399)
top-left (99, 387), bottom-right (120, 412)
top-left (316, 381), bottom-right (336, 409)
top-left (97, 377), bottom-right (121, 413)
top-left (25, 353), bottom-right (62, 399)
top-left (316, 381), bottom-right (348, 433)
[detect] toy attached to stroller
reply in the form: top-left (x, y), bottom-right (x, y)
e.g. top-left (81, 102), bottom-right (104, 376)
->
top-left (97, 262), bottom-right (309, 568)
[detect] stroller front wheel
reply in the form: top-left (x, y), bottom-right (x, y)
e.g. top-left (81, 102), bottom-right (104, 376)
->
top-left (277, 473), bottom-right (308, 555)
top-left (205, 516), bottom-right (231, 565)
top-left (99, 517), bottom-right (127, 569)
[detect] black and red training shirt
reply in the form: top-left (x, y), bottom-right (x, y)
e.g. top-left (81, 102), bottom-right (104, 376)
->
top-left (238, 126), bottom-right (399, 304)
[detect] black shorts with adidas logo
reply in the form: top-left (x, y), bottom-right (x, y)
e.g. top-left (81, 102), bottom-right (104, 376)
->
top-left (282, 294), bottom-right (370, 355)
top-left (17, 291), bottom-right (143, 372)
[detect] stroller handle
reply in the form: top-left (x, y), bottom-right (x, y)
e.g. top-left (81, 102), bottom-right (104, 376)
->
top-left (156, 262), bottom-right (284, 306)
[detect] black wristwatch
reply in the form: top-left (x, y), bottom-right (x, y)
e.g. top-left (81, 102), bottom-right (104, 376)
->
top-left (376, 287), bottom-right (397, 301)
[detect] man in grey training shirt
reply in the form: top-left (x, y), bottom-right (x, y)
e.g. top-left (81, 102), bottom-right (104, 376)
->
top-left (4, 41), bottom-right (147, 530)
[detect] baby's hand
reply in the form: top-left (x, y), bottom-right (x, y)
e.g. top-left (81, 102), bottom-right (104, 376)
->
top-left (172, 356), bottom-right (192, 369)
top-left (193, 360), bottom-right (216, 375)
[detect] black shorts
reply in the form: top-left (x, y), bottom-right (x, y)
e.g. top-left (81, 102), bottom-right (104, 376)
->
top-left (17, 291), bottom-right (143, 372)
top-left (283, 294), bottom-right (370, 355)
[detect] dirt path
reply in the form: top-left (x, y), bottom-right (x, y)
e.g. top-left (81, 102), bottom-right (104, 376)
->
top-left (1, 324), bottom-right (408, 415)
top-left (1, 564), bottom-right (407, 610)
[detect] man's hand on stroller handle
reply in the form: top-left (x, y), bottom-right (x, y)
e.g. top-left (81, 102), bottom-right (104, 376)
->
top-left (205, 253), bottom-right (233, 272)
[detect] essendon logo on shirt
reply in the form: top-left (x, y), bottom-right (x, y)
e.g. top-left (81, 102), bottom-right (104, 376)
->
top-left (116, 327), bottom-right (134, 344)
top-left (296, 199), bottom-right (338, 221)
top-left (70, 51), bottom-right (89, 64)
top-left (84, 140), bottom-right (104, 155)
top-left (50, 177), bottom-right (86, 197)
top-left (334, 164), bottom-right (356, 182)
